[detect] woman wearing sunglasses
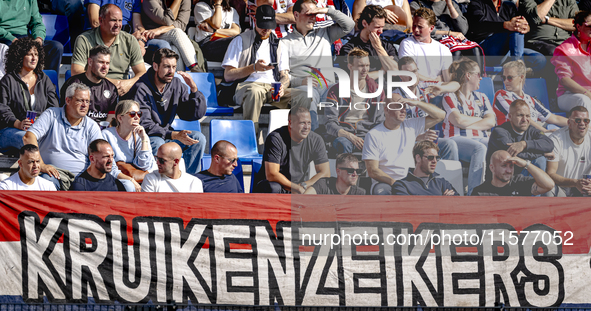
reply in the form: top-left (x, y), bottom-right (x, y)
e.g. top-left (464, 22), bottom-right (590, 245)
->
top-left (551, 11), bottom-right (591, 113)
top-left (102, 100), bottom-right (157, 183)
top-left (441, 58), bottom-right (495, 195)
top-left (493, 60), bottom-right (567, 132)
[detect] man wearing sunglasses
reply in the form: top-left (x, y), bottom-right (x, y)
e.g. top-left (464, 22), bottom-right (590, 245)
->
top-left (142, 142), bottom-right (204, 192)
top-left (486, 99), bottom-right (554, 180)
top-left (472, 149), bottom-right (554, 196)
top-left (61, 45), bottom-right (119, 124)
top-left (392, 140), bottom-right (458, 195)
top-left (304, 153), bottom-right (366, 195)
top-left (546, 106), bottom-right (591, 196)
top-left (196, 140), bottom-right (244, 193)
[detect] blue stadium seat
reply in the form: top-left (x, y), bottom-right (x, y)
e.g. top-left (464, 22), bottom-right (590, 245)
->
top-left (209, 120), bottom-right (262, 165)
top-left (41, 14), bottom-right (72, 53)
top-left (174, 72), bottom-right (234, 116)
top-left (43, 70), bottom-right (59, 99)
top-left (171, 118), bottom-right (201, 132)
top-left (250, 158), bottom-right (263, 193)
top-left (521, 78), bottom-right (565, 117)
top-left (476, 77), bottom-right (494, 104)
top-left (200, 156), bottom-right (245, 191)
top-left (65, 70), bottom-right (71, 81)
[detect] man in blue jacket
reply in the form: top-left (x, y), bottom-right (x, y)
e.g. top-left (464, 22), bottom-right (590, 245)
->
top-left (126, 48), bottom-right (207, 175)
top-left (392, 140), bottom-right (458, 195)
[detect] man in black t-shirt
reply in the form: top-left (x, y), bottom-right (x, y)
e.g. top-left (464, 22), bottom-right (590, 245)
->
top-left (61, 45), bottom-right (118, 123)
top-left (253, 106), bottom-right (330, 193)
top-left (472, 150), bottom-right (554, 196)
top-left (305, 153), bottom-right (366, 195)
top-left (71, 139), bottom-right (126, 192)
top-left (196, 140), bottom-right (243, 193)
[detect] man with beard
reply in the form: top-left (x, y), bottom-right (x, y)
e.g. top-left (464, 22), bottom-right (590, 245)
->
top-left (126, 48), bottom-right (207, 175)
top-left (142, 142), bottom-right (204, 192)
top-left (0, 144), bottom-right (57, 191)
top-left (547, 106), bottom-right (591, 196)
top-left (22, 83), bottom-right (104, 190)
top-left (304, 153), bottom-right (366, 195)
top-left (392, 140), bottom-right (458, 195)
top-left (222, 5), bottom-right (291, 134)
top-left (61, 45), bottom-right (119, 123)
top-left (196, 140), bottom-right (243, 193)
top-left (472, 149), bottom-right (554, 196)
top-left (71, 139), bottom-right (126, 191)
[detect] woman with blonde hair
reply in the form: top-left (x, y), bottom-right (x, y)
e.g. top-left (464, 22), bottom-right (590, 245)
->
top-left (441, 58), bottom-right (495, 195)
top-left (493, 60), bottom-right (567, 132)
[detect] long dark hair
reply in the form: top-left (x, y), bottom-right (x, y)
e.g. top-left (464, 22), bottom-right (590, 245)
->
top-left (205, 0), bottom-right (231, 12)
top-left (5, 37), bottom-right (45, 75)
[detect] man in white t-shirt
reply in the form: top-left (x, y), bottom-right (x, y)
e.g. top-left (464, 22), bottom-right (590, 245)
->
top-left (546, 106), bottom-right (591, 197)
top-left (362, 96), bottom-right (446, 195)
top-left (141, 142), bottom-right (203, 193)
top-left (222, 5), bottom-right (291, 133)
top-left (0, 145), bottom-right (57, 191)
top-left (398, 8), bottom-right (452, 82)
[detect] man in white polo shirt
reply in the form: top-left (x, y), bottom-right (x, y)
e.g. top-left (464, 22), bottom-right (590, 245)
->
top-left (0, 144), bottom-right (57, 191)
top-left (398, 8), bottom-right (453, 81)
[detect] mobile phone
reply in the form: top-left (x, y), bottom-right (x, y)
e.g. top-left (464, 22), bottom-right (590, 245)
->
top-left (268, 62), bottom-right (278, 67)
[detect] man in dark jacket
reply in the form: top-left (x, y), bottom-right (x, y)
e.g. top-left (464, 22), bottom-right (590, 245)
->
top-left (392, 140), bottom-right (458, 195)
top-left (324, 48), bottom-right (385, 154)
top-left (126, 48), bottom-right (207, 175)
top-left (486, 99), bottom-right (554, 180)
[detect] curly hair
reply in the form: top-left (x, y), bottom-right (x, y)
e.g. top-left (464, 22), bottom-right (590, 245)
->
top-left (4, 37), bottom-right (45, 75)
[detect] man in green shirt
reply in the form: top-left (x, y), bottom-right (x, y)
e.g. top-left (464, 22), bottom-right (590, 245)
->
top-left (0, 0), bottom-right (64, 74)
top-left (72, 4), bottom-right (146, 96)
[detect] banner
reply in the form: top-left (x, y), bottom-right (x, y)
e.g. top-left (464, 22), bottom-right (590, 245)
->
top-left (0, 191), bottom-right (589, 307)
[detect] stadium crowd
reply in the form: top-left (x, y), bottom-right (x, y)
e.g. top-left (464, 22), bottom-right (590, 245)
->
top-left (1, 0), bottom-right (591, 196)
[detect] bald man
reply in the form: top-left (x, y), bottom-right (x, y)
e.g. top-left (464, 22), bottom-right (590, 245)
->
top-left (141, 142), bottom-right (203, 192)
top-left (471, 150), bottom-right (554, 196)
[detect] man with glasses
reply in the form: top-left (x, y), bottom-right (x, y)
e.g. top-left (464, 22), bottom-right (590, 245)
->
top-left (304, 153), bottom-right (366, 195)
top-left (546, 106), bottom-right (591, 196)
top-left (196, 140), bottom-right (243, 193)
top-left (61, 45), bottom-right (119, 123)
top-left (486, 99), bottom-right (554, 180)
top-left (363, 92), bottom-right (445, 195)
top-left (472, 149), bottom-right (554, 196)
top-left (142, 142), bottom-right (204, 192)
top-left (392, 140), bottom-right (458, 195)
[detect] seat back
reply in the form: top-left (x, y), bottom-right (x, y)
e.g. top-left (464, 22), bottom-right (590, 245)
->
top-left (523, 78), bottom-right (550, 110)
top-left (434, 159), bottom-right (464, 196)
top-left (65, 70), bottom-right (71, 81)
top-left (201, 157), bottom-right (245, 192)
top-left (268, 109), bottom-right (290, 136)
top-left (250, 158), bottom-right (263, 193)
top-left (171, 118), bottom-right (201, 132)
top-left (41, 14), bottom-right (72, 53)
top-left (210, 120), bottom-right (259, 157)
top-left (476, 77), bottom-right (495, 105)
top-left (43, 70), bottom-right (59, 99)
top-left (174, 72), bottom-right (233, 116)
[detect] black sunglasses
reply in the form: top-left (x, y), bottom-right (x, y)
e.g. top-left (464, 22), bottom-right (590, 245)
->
top-left (501, 75), bottom-right (516, 81)
top-left (156, 156), bottom-right (170, 164)
top-left (337, 167), bottom-right (365, 175)
top-left (423, 155), bottom-right (441, 161)
top-left (127, 111), bottom-right (143, 118)
top-left (221, 155), bottom-right (238, 164)
top-left (572, 118), bottom-right (591, 124)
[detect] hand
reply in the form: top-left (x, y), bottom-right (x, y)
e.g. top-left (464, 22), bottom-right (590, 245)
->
top-left (544, 128), bottom-right (558, 133)
top-left (449, 31), bottom-right (465, 41)
top-left (443, 189), bottom-right (455, 196)
top-left (41, 163), bottom-right (60, 179)
top-left (506, 141), bottom-right (527, 156)
top-left (424, 85), bottom-right (444, 97)
top-left (270, 84), bottom-right (285, 97)
top-left (303, 6), bottom-right (329, 16)
top-left (14, 119), bottom-right (32, 131)
top-left (291, 183), bottom-right (305, 194)
top-left (198, 21), bottom-right (214, 33)
top-left (301, 76), bottom-right (320, 87)
top-left (368, 32), bottom-right (384, 51)
top-left (254, 59), bottom-right (274, 72)
top-left (508, 156), bottom-right (528, 168)
top-left (177, 71), bottom-right (198, 93)
top-left (129, 178), bottom-right (142, 192)
top-left (346, 133), bottom-right (364, 150)
top-left (399, 97), bottom-right (421, 107)
top-left (544, 152), bottom-right (555, 160)
top-left (115, 79), bottom-right (135, 96)
top-left (133, 125), bottom-right (149, 140)
top-left (575, 178), bottom-right (591, 195)
top-left (416, 130), bottom-right (438, 142)
top-left (145, 29), bottom-right (159, 40)
top-left (172, 130), bottom-right (199, 146)
top-left (384, 9), bottom-right (399, 24)
top-left (35, 37), bottom-right (43, 46)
